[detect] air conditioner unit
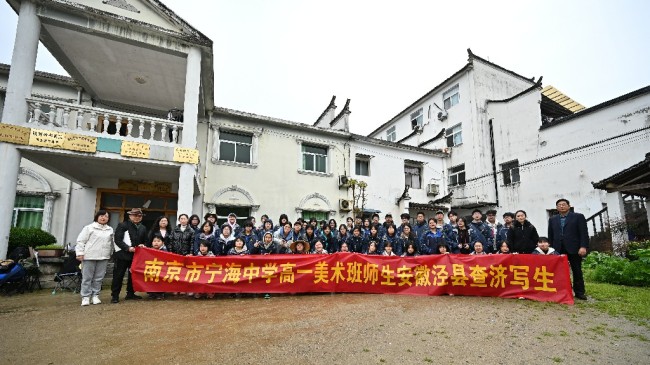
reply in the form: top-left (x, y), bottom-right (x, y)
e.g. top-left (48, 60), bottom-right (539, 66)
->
top-left (426, 183), bottom-right (439, 196)
top-left (437, 111), bottom-right (448, 121)
top-left (339, 175), bottom-right (350, 188)
top-left (339, 199), bottom-right (353, 211)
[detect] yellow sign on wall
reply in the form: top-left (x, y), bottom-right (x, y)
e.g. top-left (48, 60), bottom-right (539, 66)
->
top-left (121, 141), bottom-right (150, 159)
top-left (29, 128), bottom-right (65, 148)
top-left (62, 134), bottom-right (97, 153)
top-left (173, 147), bottom-right (199, 164)
top-left (0, 124), bottom-right (30, 145)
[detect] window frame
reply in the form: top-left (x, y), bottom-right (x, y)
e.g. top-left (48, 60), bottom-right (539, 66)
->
top-left (218, 130), bottom-right (253, 164)
top-left (12, 195), bottom-right (45, 228)
top-left (410, 107), bottom-right (423, 130)
top-left (443, 84), bottom-right (460, 110)
top-left (446, 123), bottom-right (463, 147)
top-left (212, 125), bottom-right (261, 169)
top-left (355, 156), bottom-right (370, 176)
top-left (298, 141), bottom-right (331, 176)
top-left (448, 163), bottom-right (466, 187)
top-left (404, 162), bottom-right (423, 189)
top-left (501, 159), bottom-right (520, 186)
top-left (386, 126), bottom-right (396, 142)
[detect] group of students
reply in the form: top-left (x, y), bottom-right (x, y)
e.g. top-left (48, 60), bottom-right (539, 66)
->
top-left (144, 208), bottom-right (558, 260)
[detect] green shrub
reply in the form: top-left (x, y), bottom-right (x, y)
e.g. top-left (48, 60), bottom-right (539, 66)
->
top-left (8, 227), bottom-right (57, 253)
top-left (584, 251), bottom-right (650, 287)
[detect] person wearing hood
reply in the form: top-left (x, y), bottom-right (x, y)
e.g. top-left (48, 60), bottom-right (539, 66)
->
top-left (507, 210), bottom-right (540, 254)
top-left (76, 210), bottom-right (114, 306)
top-left (532, 237), bottom-right (559, 255)
top-left (192, 221), bottom-right (218, 255)
top-left (252, 231), bottom-right (278, 254)
top-left (273, 222), bottom-right (293, 252)
top-left (168, 214), bottom-right (195, 255)
top-left (224, 213), bottom-right (241, 237)
top-left (216, 225), bottom-right (236, 256)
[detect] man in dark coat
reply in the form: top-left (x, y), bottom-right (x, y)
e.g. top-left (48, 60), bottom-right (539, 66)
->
top-left (547, 198), bottom-right (589, 300)
top-left (111, 208), bottom-right (148, 303)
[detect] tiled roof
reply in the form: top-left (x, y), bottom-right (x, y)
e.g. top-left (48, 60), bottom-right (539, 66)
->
top-left (541, 86), bottom-right (585, 113)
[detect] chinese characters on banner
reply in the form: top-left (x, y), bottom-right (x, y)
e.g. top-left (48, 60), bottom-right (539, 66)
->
top-left (132, 248), bottom-right (574, 304)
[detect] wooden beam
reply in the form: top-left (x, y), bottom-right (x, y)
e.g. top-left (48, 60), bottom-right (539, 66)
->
top-left (607, 182), bottom-right (650, 192)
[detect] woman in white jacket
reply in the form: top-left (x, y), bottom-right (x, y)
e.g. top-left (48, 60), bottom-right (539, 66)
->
top-left (75, 210), bottom-right (114, 306)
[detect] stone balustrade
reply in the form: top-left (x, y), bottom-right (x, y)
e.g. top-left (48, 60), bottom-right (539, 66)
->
top-left (25, 97), bottom-right (184, 144)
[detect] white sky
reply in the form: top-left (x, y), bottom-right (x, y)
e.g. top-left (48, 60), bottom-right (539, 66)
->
top-left (1, 0), bottom-right (649, 135)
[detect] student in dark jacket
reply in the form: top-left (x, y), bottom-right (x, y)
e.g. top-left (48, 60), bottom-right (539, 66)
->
top-left (238, 221), bottom-right (259, 252)
top-left (396, 223), bottom-right (417, 256)
top-left (496, 212), bottom-right (515, 248)
top-left (192, 221), bottom-right (218, 255)
top-left (348, 226), bottom-right (367, 253)
top-left (168, 214), bottom-right (195, 255)
top-left (469, 209), bottom-right (493, 253)
top-left (320, 225), bottom-right (339, 253)
top-left (419, 218), bottom-right (446, 255)
top-left (147, 216), bottom-right (171, 248)
top-left (548, 198), bottom-right (589, 300)
top-left (364, 224), bottom-right (384, 252)
top-left (412, 212), bottom-right (428, 241)
top-left (188, 214), bottom-right (201, 233)
top-left (382, 224), bottom-right (399, 255)
top-left (336, 224), bottom-right (350, 252)
top-left (507, 210), bottom-right (540, 254)
top-left (111, 208), bottom-right (147, 303)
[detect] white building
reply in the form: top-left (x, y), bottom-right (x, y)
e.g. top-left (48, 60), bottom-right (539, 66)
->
top-left (0, 0), bottom-right (214, 257)
top-left (366, 49), bottom-right (650, 248)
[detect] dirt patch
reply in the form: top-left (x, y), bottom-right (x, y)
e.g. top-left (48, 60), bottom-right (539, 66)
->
top-left (1, 291), bottom-right (648, 364)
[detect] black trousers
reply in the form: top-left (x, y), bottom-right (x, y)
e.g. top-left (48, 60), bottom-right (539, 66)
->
top-left (563, 251), bottom-right (585, 296)
top-left (111, 258), bottom-right (134, 298)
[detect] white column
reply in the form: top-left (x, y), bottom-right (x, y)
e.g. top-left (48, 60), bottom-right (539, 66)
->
top-left (177, 47), bottom-right (201, 219)
top-left (41, 194), bottom-right (57, 233)
top-left (605, 192), bottom-right (628, 255)
top-left (0, 1), bottom-right (41, 259)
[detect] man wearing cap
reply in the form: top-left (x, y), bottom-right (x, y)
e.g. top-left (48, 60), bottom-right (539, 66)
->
top-left (485, 209), bottom-right (503, 252)
top-left (111, 208), bottom-right (148, 303)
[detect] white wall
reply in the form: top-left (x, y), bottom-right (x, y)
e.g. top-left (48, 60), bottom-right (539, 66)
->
top-left (350, 140), bottom-right (447, 219)
top-left (486, 88), bottom-right (650, 235)
top-left (205, 112), bottom-right (350, 223)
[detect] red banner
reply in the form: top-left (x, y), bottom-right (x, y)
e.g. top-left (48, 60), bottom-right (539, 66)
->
top-left (132, 248), bottom-right (574, 304)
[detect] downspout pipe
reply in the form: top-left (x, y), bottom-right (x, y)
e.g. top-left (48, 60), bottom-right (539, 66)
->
top-left (488, 118), bottom-right (499, 207)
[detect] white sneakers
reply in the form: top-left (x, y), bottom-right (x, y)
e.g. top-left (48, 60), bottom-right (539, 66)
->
top-left (81, 296), bottom-right (102, 306)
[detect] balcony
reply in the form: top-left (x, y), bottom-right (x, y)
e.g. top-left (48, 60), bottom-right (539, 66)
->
top-left (25, 97), bottom-right (185, 146)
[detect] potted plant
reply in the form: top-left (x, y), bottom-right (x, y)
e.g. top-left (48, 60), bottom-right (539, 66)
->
top-left (34, 244), bottom-right (65, 258)
top-left (8, 227), bottom-right (57, 256)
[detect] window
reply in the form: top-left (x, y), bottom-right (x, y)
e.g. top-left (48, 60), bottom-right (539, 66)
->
top-left (302, 144), bottom-right (328, 173)
top-left (355, 157), bottom-right (370, 176)
top-left (219, 130), bottom-right (252, 164)
top-left (386, 126), bottom-right (396, 142)
top-left (443, 84), bottom-right (460, 110)
top-left (410, 108), bottom-right (423, 130)
top-left (404, 164), bottom-right (422, 189)
top-left (448, 164), bottom-right (466, 186)
top-left (12, 195), bottom-right (44, 228)
top-left (302, 211), bottom-right (329, 222)
top-left (501, 160), bottom-right (520, 185)
top-left (446, 124), bottom-right (462, 147)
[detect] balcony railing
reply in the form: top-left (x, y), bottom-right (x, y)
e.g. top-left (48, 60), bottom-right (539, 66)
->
top-left (25, 98), bottom-right (184, 145)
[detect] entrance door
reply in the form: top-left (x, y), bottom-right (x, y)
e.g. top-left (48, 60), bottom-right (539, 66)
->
top-left (98, 189), bottom-right (178, 231)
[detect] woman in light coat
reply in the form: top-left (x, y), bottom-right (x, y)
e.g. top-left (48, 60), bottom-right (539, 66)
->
top-left (75, 210), bottom-right (114, 306)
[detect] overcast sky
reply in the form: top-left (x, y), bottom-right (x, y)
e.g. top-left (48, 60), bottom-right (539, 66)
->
top-left (1, 0), bottom-right (649, 135)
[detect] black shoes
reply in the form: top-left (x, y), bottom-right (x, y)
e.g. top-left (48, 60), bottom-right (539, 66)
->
top-left (111, 297), bottom-right (119, 304)
top-left (575, 293), bottom-right (588, 300)
top-left (125, 294), bottom-right (143, 300)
